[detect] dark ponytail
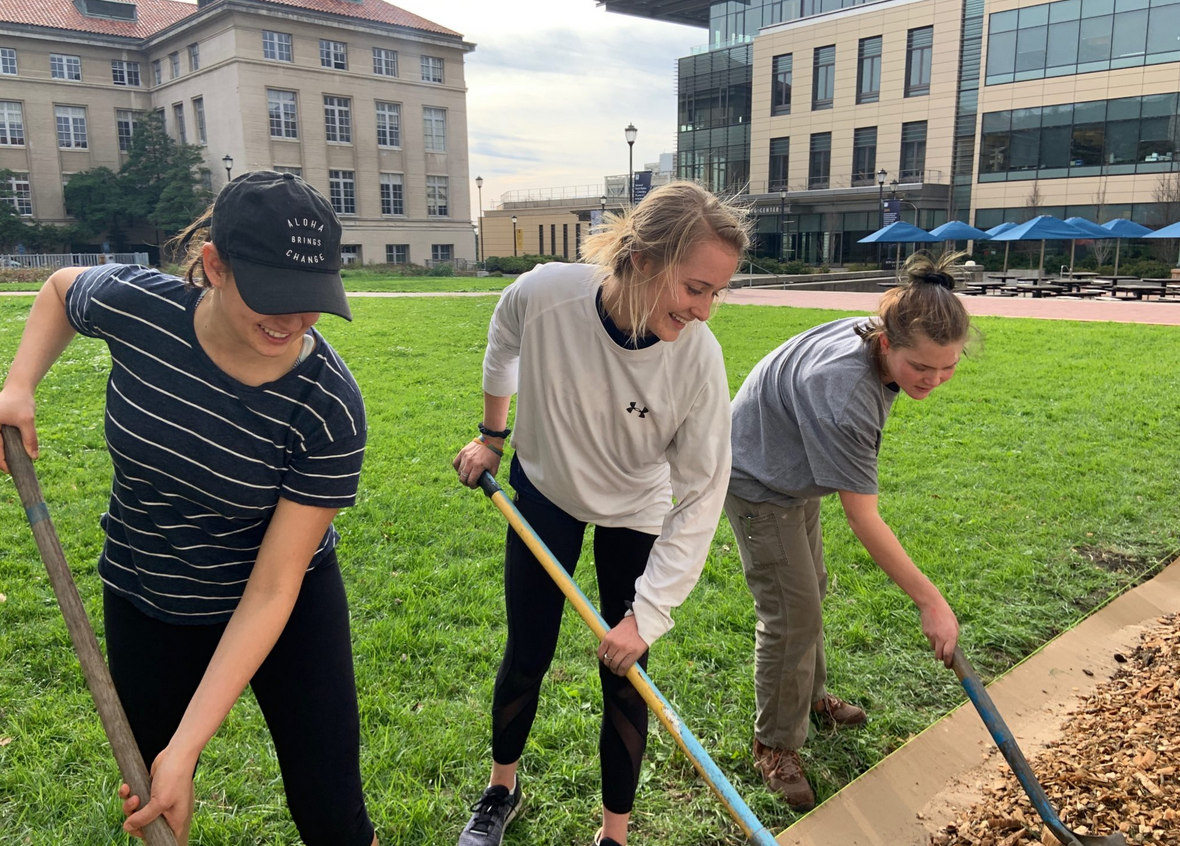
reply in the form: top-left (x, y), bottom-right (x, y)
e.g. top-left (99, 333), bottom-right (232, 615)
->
top-left (856, 250), bottom-right (974, 374)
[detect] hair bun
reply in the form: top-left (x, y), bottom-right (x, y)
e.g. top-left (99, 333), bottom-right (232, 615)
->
top-left (915, 270), bottom-right (955, 291)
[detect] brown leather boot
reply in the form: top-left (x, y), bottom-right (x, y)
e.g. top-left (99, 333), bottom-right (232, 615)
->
top-left (752, 739), bottom-right (815, 812)
top-left (812, 692), bottom-right (867, 727)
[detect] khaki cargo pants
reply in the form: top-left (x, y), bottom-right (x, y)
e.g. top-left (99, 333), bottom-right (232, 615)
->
top-left (724, 490), bottom-right (827, 751)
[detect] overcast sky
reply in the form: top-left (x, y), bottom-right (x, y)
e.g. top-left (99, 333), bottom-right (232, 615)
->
top-left (417, 1), bottom-right (702, 215)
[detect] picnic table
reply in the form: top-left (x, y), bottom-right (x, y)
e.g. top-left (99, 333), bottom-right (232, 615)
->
top-left (1014, 283), bottom-right (1065, 298)
top-left (987, 273), bottom-right (1024, 282)
top-left (1111, 281), bottom-right (1166, 300)
top-left (1065, 270), bottom-right (1100, 279)
top-left (969, 280), bottom-right (1008, 295)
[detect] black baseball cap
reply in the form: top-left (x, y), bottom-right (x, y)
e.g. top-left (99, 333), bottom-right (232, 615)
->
top-left (209, 170), bottom-right (352, 320)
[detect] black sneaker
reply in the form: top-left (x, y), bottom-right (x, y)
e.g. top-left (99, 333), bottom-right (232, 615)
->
top-left (593, 828), bottom-right (624, 846)
top-left (457, 781), bottom-right (522, 846)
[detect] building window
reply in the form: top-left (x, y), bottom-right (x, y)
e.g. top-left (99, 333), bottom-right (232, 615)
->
top-left (905, 27), bottom-right (933, 97)
top-left (274, 165), bottom-right (302, 176)
top-left (373, 47), bottom-right (398, 76)
top-left (193, 98), bottom-right (206, 145)
top-left (328, 170), bottom-right (356, 214)
top-left (857, 36), bottom-right (881, 104)
top-left (320, 39), bottom-right (347, 70)
top-left (426, 175), bottom-right (448, 216)
top-left (50, 54), bottom-right (81, 80)
top-left (985, 0), bottom-right (1180, 85)
top-left (188, 43), bottom-right (200, 72)
top-left (421, 55), bottom-right (444, 83)
top-left (324, 96), bottom-right (351, 143)
top-left (173, 103), bottom-right (186, 144)
top-left (771, 53), bottom-right (792, 115)
top-left (152, 59), bottom-right (161, 85)
top-left (55, 105), bottom-right (88, 149)
top-left (375, 101), bottom-right (401, 147)
top-left (268, 90), bottom-right (298, 139)
top-left (977, 92), bottom-right (1180, 182)
top-left (0, 101), bottom-right (25, 146)
top-left (0, 47), bottom-right (16, 76)
top-left (111, 60), bottom-right (140, 86)
top-left (3, 172), bottom-right (31, 216)
top-left (169, 52), bottom-right (179, 79)
top-left (431, 244), bottom-right (453, 262)
top-left (340, 245), bottom-right (360, 264)
top-left (900, 121), bottom-right (928, 180)
top-left (423, 107), bottom-right (446, 152)
top-left (380, 173), bottom-right (404, 215)
top-left (769, 136), bottom-right (790, 190)
top-left (386, 244), bottom-right (409, 264)
top-left (116, 109), bottom-right (139, 152)
top-left (263, 31), bottom-right (293, 62)
top-left (812, 45), bottom-right (835, 110)
top-left (808, 132), bottom-right (831, 189)
top-left (852, 126), bottom-right (878, 185)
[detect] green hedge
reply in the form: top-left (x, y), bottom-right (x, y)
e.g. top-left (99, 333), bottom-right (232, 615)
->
top-left (483, 254), bottom-right (568, 274)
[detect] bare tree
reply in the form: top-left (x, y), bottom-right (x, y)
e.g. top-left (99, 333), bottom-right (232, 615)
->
top-left (1150, 172), bottom-right (1180, 266)
top-left (1090, 179), bottom-right (1113, 268)
top-left (1016, 181), bottom-right (1044, 265)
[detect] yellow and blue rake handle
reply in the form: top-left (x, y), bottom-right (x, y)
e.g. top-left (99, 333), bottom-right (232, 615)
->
top-left (477, 472), bottom-right (778, 846)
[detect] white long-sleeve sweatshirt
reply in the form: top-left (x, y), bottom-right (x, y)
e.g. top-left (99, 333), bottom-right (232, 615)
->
top-left (482, 262), bottom-right (732, 646)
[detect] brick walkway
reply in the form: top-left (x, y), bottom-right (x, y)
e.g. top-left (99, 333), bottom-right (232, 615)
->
top-left (725, 287), bottom-right (1180, 325)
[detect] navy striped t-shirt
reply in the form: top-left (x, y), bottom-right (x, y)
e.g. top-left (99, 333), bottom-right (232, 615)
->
top-left (65, 264), bottom-right (366, 624)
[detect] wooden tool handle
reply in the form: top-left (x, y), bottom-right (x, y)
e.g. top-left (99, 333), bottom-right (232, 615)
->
top-left (2, 426), bottom-right (178, 846)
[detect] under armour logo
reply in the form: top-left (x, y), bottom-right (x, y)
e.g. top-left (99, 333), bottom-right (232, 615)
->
top-left (626, 402), bottom-right (649, 418)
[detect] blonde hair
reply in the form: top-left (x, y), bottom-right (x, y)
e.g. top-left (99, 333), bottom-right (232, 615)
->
top-left (856, 250), bottom-right (974, 374)
top-left (580, 181), bottom-right (751, 340)
top-left (164, 202), bottom-right (219, 289)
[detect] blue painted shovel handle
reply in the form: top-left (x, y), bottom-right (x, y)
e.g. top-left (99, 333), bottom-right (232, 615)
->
top-left (952, 647), bottom-right (1083, 846)
top-left (477, 471), bottom-right (778, 846)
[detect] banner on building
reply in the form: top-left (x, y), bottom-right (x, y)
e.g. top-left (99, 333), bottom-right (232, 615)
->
top-left (882, 199), bottom-right (901, 227)
top-left (633, 171), bottom-right (653, 204)
top-left (515, 228), bottom-right (524, 252)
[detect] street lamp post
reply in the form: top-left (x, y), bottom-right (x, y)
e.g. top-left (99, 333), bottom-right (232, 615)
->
top-left (475, 175), bottom-right (484, 263)
top-left (222, 154), bottom-right (233, 184)
top-left (778, 189), bottom-right (787, 261)
top-left (876, 168), bottom-right (887, 268)
top-left (511, 215), bottom-right (518, 258)
top-left (624, 123), bottom-right (637, 205)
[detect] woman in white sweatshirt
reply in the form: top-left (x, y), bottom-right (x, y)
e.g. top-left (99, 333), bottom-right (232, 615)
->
top-left (452, 181), bottom-right (749, 846)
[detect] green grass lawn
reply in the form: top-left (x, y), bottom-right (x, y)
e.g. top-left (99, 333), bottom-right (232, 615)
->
top-left (1, 296), bottom-right (1177, 845)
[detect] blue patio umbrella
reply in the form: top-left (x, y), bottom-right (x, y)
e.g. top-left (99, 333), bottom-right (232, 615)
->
top-left (1063, 217), bottom-right (1116, 276)
top-left (984, 222), bottom-right (1017, 271)
top-left (928, 221), bottom-right (992, 241)
top-left (1143, 220), bottom-right (1180, 267)
top-left (858, 220), bottom-right (941, 243)
top-left (858, 221), bottom-right (940, 271)
top-left (1100, 218), bottom-right (1154, 276)
top-left (1144, 220), bottom-right (1180, 239)
top-left (989, 215), bottom-right (1089, 277)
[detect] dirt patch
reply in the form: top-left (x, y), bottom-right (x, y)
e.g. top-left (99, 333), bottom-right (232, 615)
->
top-left (931, 614), bottom-right (1180, 846)
top-left (1074, 545), bottom-right (1150, 574)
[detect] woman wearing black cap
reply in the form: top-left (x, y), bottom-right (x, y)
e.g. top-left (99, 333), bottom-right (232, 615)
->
top-left (0, 171), bottom-right (376, 845)
top-left (725, 251), bottom-right (969, 812)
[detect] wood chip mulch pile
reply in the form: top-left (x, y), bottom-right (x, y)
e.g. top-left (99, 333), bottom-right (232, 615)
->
top-left (932, 613), bottom-right (1180, 846)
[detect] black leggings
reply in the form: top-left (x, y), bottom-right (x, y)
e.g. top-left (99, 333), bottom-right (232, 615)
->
top-left (103, 559), bottom-right (375, 846)
top-left (493, 458), bottom-right (658, 814)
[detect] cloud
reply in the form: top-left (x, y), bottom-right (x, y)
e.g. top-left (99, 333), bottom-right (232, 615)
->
top-left (413, 0), bottom-right (701, 214)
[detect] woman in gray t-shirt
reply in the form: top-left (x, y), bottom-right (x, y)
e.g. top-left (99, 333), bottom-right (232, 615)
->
top-left (726, 251), bottom-right (971, 813)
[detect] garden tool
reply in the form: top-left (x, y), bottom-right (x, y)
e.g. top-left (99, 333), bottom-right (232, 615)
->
top-left (953, 646), bottom-right (1126, 846)
top-left (2, 425), bottom-right (178, 846)
top-left (476, 470), bottom-right (779, 846)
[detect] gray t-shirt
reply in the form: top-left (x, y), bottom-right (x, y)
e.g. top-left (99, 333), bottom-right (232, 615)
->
top-left (729, 316), bottom-right (899, 507)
